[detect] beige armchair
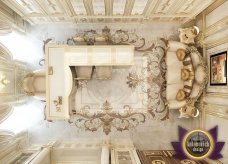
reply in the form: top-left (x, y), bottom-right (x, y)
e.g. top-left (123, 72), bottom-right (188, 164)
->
top-left (95, 66), bottom-right (112, 80)
top-left (75, 66), bottom-right (93, 80)
top-left (22, 69), bottom-right (45, 101)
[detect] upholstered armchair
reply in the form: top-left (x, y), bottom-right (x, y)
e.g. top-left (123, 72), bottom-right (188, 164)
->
top-left (22, 69), bottom-right (45, 101)
top-left (75, 66), bottom-right (93, 80)
top-left (95, 66), bottom-right (112, 80)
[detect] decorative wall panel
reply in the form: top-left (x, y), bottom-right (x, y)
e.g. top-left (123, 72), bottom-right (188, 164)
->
top-left (0, 1), bottom-right (26, 32)
top-left (196, 1), bottom-right (228, 163)
top-left (0, 131), bottom-right (35, 164)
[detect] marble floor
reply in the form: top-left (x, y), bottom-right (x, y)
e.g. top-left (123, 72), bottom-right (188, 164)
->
top-left (0, 23), bottom-right (197, 150)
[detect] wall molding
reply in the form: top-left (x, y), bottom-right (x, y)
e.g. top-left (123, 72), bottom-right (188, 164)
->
top-left (205, 37), bottom-right (228, 49)
top-left (206, 92), bottom-right (228, 98)
top-left (204, 103), bottom-right (228, 120)
top-left (1, 0), bottom-right (214, 24)
top-left (205, 16), bottom-right (228, 37)
top-left (205, 110), bottom-right (228, 120)
top-left (196, 0), bottom-right (226, 18)
top-left (0, 1), bottom-right (26, 32)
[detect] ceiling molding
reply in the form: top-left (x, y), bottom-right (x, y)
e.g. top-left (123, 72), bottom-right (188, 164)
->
top-left (204, 103), bottom-right (228, 120)
top-left (124, 0), bottom-right (135, 16)
top-left (22, 13), bottom-right (191, 20)
top-left (197, 0), bottom-right (225, 17)
top-left (143, 0), bottom-right (159, 17)
top-left (190, 0), bottom-right (215, 20)
top-left (206, 37), bottom-right (228, 49)
top-left (104, 0), bottom-right (113, 16)
top-left (205, 110), bottom-right (228, 120)
top-left (167, 0), bottom-right (184, 14)
top-left (83, 0), bottom-right (94, 16)
top-left (59, 0), bottom-right (75, 17)
top-left (0, 0), bottom-right (215, 24)
top-left (205, 16), bottom-right (228, 37)
top-left (0, 1), bottom-right (27, 31)
top-left (206, 92), bottom-right (228, 98)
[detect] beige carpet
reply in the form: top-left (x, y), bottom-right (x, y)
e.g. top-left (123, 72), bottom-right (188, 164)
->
top-left (70, 39), bottom-right (169, 134)
top-left (73, 39), bottom-right (168, 119)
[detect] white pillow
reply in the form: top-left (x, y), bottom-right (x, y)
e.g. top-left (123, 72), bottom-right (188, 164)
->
top-left (195, 65), bottom-right (205, 84)
top-left (190, 52), bottom-right (201, 67)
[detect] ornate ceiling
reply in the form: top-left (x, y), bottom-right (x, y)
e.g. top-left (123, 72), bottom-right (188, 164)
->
top-left (1, 0), bottom-right (215, 25)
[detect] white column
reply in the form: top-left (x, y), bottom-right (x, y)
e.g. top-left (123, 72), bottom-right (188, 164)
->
top-left (30, 147), bottom-right (51, 164)
top-left (101, 145), bottom-right (109, 164)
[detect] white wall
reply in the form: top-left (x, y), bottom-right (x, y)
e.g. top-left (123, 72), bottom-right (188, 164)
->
top-left (205, 107), bottom-right (228, 164)
top-left (196, 1), bottom-right (228, 163)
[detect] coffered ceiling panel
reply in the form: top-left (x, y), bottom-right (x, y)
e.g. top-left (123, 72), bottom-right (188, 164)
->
top-left (41, 0), bottom-right (64, 14)
top-left (113, 0), bottom-right (126, 15)
top-left (131, 0), bottom-right (148, 15)
top-left (92, 0), bottom-right (105, 15)
top-left (1, 0), bottom-right (47, 24)
top-left (70, 0), bottom-right (87, 15)
top-left (154, 0), bottom-right (176, 14)
top-left (14, 0), bottom-right (42, 15)
top-left (0, 0), bottom-right (215, 24)
top-left (176, 0), bottom-right (198, 14)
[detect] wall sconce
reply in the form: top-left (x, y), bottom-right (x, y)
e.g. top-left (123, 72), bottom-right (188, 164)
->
top-left (0, 75), bottom-right (10, 89)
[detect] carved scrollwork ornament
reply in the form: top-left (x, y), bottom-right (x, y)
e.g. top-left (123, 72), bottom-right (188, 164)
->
top-left (195, 31), bottom-right (205, 48)
top-left (69, 101), bottom-right (146, 135)
top-left (68, 26), bottom-right (151, 50)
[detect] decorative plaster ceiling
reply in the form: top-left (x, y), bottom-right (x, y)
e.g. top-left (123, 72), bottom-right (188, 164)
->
top-left (1, 0), bottom-right (215, 24)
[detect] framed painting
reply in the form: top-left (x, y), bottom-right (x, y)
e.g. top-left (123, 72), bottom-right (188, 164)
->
top-left (210, 51), bottom-right (227, 85)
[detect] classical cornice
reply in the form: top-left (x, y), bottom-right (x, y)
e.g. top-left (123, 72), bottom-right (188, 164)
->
top-left (0, 0), bottom-right (215, 24)
top-left (205, 16), bottom-right (228, 37)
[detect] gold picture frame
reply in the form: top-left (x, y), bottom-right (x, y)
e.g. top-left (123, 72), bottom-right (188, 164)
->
top-left (210, 51), bottom-right (227, 85)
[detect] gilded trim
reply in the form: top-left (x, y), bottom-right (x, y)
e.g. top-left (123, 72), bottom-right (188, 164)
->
top-left (205, 110), bottom-right (228, 120)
